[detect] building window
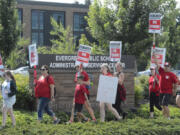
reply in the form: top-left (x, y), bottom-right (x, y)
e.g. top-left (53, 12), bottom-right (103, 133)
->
top-left (52, 12), bottom-right (65, 27)
top-left (31, 10), bottom-right (44, 46)
top-left (18, 8), bottom-right (23, 37)
top-left (73, 13), bottom-right (87, 46)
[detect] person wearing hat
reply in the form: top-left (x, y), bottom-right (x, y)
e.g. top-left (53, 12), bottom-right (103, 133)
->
top-left (154, 59), bottom-right (177, 119)
top-left (74, 64), bottom-right (96, 122)
top-left (149, 66), bottom-right (162, 118)
top-left (113, 62), bottom-right (127, 119)
top-left (99, 63), bottom-right (122, 122)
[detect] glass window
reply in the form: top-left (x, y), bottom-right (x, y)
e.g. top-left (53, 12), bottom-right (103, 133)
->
top-left (32, 11), bottom-right (38, 29)
top-left (52, 12), bottom-right (65, 26)
top-left (39, 12), bottom-right (44, 30)
top-left (31, 10), bottom-right (44, 45)
top-left (39, 32), bottom-right (44, 46)
top-left (18, 9), bottom-right (22, 24)
top-left (32, 32), bottom-right (38, 44)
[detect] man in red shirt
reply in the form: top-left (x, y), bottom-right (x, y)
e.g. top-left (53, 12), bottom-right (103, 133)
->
top-left (74, 64), bottom-right (96, 122)
top-left (154, 61), bottom-right (177, 119)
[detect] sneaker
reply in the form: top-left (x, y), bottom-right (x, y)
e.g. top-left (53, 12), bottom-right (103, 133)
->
top-left (83, 118), bottom-right (90, 122)
top-left (54, 119), bottom-right (60, 124)
top-left (66, 120), bottom-right (73, 124)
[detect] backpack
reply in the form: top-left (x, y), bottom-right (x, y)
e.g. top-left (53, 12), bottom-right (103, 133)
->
top-left (46, 76), bottom-right (56, 97)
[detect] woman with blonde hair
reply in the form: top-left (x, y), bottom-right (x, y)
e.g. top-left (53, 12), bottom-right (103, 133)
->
top-left (99, 63), bottom-right (122, 122)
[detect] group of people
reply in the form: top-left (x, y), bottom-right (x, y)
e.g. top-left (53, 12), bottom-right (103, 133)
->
top-left (148, 56), bottom-right (180, 119)
top-left (33, 62), bottom-right (127, 124)
top-left (1, 57), bottom-right (180, 128)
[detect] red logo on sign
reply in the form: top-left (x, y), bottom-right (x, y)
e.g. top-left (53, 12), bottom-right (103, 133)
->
top-left (111, 48), bottom-right (120, 58)
top-left (151, 54), bottom-right (163, 64)
top-left (77, 51), bottom-right (90, 63)
top-left (31, 52), bottom-right (35, 63)
top-left (149, 20), bottom-right (161, 30)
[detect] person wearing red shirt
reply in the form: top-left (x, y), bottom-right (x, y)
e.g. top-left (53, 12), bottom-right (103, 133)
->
top-left (35, 65), bottom-right (60, 124)
top-left (68, 75), bottom-right (90, 123)
top-left (73, 64), bottom-right (96, 122)
top-left (99, 63), bottom-right (122, 122)
top-left (113, 62), bottom-right (127, 119)
top-left (154, 60), bottom-right (177, 119)
top-left (149, 66), bottom-right (162, 118)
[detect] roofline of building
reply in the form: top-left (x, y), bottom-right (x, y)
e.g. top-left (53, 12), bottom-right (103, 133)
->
top-left (17, 0), bottom-right (89, 9)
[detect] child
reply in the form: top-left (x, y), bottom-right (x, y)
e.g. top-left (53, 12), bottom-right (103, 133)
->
top-left (67, 75), bottom-right (90, 123)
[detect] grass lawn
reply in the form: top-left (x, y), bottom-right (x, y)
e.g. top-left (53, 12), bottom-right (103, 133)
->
top-left (0, 104), bottom-right (180, 135)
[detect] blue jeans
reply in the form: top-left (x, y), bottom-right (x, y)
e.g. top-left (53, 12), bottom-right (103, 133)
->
top-left (37, 97), bottom-right (54, 120)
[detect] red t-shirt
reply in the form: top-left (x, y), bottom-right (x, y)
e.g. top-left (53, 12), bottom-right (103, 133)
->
top-left (74, 84), bottom-right (88, 104)
top-left (35, 75), bottom-right (55, 99)
top-left (158, 67), bottom-right (177, 94)
top-left (74, 71), bottom-right (89, 95)
top-left (149, 74), bottom-right (160, 95)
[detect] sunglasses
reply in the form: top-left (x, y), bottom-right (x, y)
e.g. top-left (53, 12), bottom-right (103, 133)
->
top-left (40, 68), bottom-right (46, 71)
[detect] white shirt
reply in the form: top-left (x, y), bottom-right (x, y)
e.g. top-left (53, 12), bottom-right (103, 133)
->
top-left (1, 80), bottom-right (10, 99)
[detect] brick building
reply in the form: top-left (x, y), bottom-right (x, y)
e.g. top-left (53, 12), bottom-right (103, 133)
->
top-left (17, 0), bottom-right (90, 46)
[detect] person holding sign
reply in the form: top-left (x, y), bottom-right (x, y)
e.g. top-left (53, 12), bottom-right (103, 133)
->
top-left (113, 62), bottom-right (127, 119)
top-left (148, 66), bottom-right (162, 118)
top-left (99, 63), bottom-right (122, 122)
top-left (154, 59), bottom-right (177, 119)
top-left (67, 75), bottom-right (91, 123)
top-left (0, 71), bottom-right (16, 129)
top-left (74, 64), bottom-right (96, 122)
top-left (35, 65), bottom-right (60, 124)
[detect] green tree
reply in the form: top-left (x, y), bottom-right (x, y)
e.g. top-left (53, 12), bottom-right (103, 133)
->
top-left (6, 38), bottom-right (30, 69)
top-left (86, 0), bottom-right (180, 70)
top-left (38, 18), bottom-right (75, 54)
top-left (0, 0), bottom-right (20, 60)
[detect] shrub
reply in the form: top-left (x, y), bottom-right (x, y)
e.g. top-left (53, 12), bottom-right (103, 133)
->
top-left (14, 74), bottom-right (36, 111)
top-left (134, 75), bottom-right (149, 105)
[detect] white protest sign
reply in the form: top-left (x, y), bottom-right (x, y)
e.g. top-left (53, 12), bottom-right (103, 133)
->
top-left (151, 47), bottom-right (166, 67)
top-left (109, 41), bottom-right (122, 62)
top-left (149, 13), bottom-right (162, 34)
top-left (96, 75), bottom-right (118, 104)
top-left (29, 44), bottom-right (38, 67)
top-left (0, 54), bottom-right (4, 76)
top-left (75, 44), bottom-right (92, 67)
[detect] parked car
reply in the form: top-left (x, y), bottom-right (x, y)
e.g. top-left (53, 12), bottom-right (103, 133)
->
top-left (11, 66), bottom-right (29, 75)
top-left (137, 69), bottom-right (151, 76)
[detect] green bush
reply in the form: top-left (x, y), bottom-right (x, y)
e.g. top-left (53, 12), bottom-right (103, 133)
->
top-left (14, 74), bottom-right (36, 111)
top-left (135, 75), bottom-right (149, 105)
top-left (1, 105), bottom-right (180, 135)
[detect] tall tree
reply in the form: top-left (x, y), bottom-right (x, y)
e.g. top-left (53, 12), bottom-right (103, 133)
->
top-left (86, 0), bottom-right (180, 70)
top-left (0, 0), bottom-right (20, 60)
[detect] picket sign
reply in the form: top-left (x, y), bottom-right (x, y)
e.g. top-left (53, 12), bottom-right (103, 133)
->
top-left (75, 44), bottom-right (92, 67)
top-left (149, 13), bottom-right (162, 34)
top-left (150, 47), bottom-right (166, 67)
top-left (96, 75), bottom-right (118, 104)
top-left (28, 44), bottom-right (38, 84)
top-left (109, 41), bottom-right (122, 62)
top-left (29, 43), bottom-right (38, 67)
